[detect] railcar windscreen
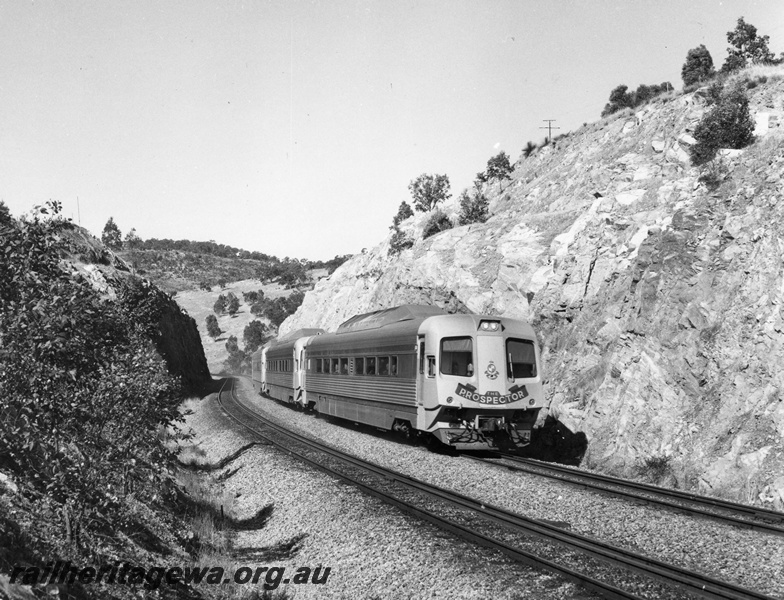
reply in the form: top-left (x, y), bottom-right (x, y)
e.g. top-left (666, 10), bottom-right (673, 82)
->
top-left (440, 337), bottom-right (473, 376)
top-left (506, 339), bottom-right (536, 379)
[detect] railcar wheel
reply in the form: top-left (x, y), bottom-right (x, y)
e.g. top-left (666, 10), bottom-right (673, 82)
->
top-left (393, 419), bottom-right (414, 441)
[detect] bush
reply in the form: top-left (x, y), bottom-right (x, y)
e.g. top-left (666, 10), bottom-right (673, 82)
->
top-left (690, 82), bottom-right (755, 166)
top-left (422, 209), bottom-right (454, 239)
top-left (0, 202), bottom-right (186, 544)
top-left (388, 227), bottom-right (414, 255)
top-left (457, 190), bottom-right (489, 226)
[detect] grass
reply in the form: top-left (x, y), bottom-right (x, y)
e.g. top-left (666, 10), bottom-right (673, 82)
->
top-left (635, 454), bottom-right (673, 484)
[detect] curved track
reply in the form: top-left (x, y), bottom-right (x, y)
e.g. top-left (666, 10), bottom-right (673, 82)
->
top-left (467, 453), bottom-right (784, 537)
top-left (216, 378), bottom-right (775, 600)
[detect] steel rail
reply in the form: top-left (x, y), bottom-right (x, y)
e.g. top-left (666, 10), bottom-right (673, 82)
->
top-left (474, 453), bottom-right (784, 536)
top-left (217, 378), bottom-right (775, 600)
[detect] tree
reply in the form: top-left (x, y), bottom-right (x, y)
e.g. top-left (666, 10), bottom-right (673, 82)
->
top-left (458, 190), bottom-right (490, 226)
top-left (690, 82), bottom-right (755, 166)
top-left (485, 151), bottom-right (514, 188)
top-left (101, 217), bottom-right (122, 250)
top-left (206, 314), bottom-right (222, 339)
top-left (682, 45), bottom-right (716, 87)
top-left (224, 335), bottom-right (246, 373)
top-left (390, 201), bottom-right (414, 229)
top-left (408, 173), bottom-right (451, 212)
top-left (123, 227), bottom-right (142, 249)
top-left (226, 293), bottom-right (240, 316)
top-left (243, 320), bottom-right (271, 353)
top-left (601, 82), bottom-right (673, 116)
top-left (522, 141), bottom-right (537, 159)
top-left (0, 200), bottom-right (12, 226)
top-left (213, 294), bottom-right (227, 315)
top-left (722, 17), bottom-right (775, 72)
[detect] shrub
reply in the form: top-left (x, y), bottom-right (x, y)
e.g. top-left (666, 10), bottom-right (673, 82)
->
top-left (522, 141), bottom-right (537, 159)
top-left (457, 190), bottom-right (489, 226)
top-left (408, 173), bottom-right (451, 212)
top-left (0, 202), bottom-right (186, 544)
top-left (690, 82), bottom-right (755, 166)
top-left (422, 208), bottom-right (454, 239)
top-left (681, 44), bottom-right (716, 87)
top-left (388, 227), bottom-right (414, 255)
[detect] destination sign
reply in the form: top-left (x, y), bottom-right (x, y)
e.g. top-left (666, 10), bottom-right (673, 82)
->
top-left (454, 383), bottom-right (529, 405)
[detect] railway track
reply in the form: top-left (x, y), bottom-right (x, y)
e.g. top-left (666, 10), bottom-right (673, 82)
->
top-left (467, 453), bottom-right (784, 537)
top-left (216, 378), bottom-right (775, 600)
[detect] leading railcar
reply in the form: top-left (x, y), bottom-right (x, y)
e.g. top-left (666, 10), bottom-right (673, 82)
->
top-left (251, 305), bottom-right (544, 451)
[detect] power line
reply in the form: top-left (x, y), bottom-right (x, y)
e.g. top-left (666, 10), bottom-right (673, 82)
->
top-left (540, 119), bottom-right (560, 142)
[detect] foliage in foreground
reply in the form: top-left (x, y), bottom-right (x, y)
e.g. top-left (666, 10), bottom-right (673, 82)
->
top-left (0, 202), bottom-right (189, 557)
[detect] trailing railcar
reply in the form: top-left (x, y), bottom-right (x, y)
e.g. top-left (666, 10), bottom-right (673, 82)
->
top-left (253, 328), bottom-right (324, 405)
top-left (261, 305), bottom-right (544, 451)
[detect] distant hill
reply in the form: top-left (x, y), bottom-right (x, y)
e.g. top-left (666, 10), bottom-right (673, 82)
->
top-left (119, 240), bottom-right (350, 293)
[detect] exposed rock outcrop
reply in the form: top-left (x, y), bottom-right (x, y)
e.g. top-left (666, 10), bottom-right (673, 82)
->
top-left (62, 224), bottom-right (211, 391)
top-left (282, 74), bottom-right (784, 505)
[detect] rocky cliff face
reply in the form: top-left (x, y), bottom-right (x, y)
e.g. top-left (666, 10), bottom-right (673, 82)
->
top-left (63, 225), bottom-right (211, 391)
top-left (282, 72), bottom-right (784, 506)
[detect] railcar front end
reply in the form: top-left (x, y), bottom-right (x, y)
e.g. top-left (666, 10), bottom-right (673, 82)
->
top-left (415, 314), bottom-right (544, 450)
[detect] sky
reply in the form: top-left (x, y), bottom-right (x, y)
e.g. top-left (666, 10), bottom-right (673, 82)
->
top-left (1, 1), bottom-right (782, 261)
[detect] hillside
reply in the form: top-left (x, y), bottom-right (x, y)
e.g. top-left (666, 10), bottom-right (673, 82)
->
top-left (281, 68), bottom-right (784, 506)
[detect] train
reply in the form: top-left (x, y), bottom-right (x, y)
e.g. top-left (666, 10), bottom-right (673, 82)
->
top-left (250, 305), bottom-right (544, 450)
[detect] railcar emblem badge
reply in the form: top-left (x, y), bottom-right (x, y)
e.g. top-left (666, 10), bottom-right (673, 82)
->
top-left (485, 362), bottom-right (499, 380)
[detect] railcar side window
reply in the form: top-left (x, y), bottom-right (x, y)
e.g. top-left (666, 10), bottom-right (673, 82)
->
top-left (315, 359), bottom-right (323, 374)
top-left (390, 356), bottom-right (398, 376)
top-left (366, 357), bottom-right (376, 375)
top-left (331, 358), bottom-right (340, 374)
top-left (440, 337), bottom-right (474, 376)
top-left (340, 357), bottom-right (349, 375)
top-left (379, 356), bottom-right (390, 376)
top-left (506, 339), bottom-right (537, 379)
top-left (355, 357), bottom-right (364, 375)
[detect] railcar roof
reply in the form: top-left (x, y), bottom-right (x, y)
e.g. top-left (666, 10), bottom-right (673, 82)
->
top-left (336, 304), bottom-right (445, 334)
top-left (275, 328), bottom-right (325, 344)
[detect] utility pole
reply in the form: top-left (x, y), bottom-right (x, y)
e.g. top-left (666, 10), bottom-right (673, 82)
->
top-left (77, 196), bottom-right (81, 226)
top-left (540, 119), bottom-right (560, 143)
